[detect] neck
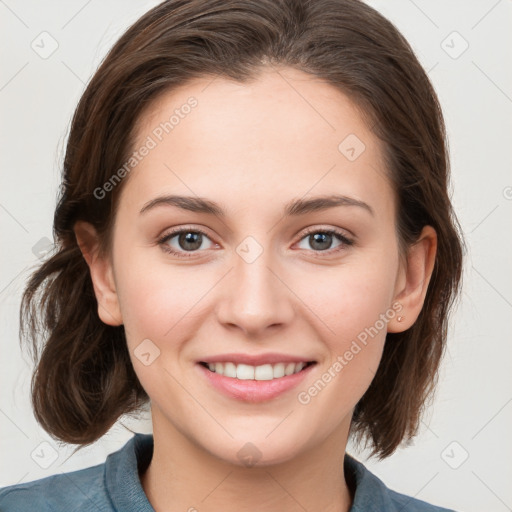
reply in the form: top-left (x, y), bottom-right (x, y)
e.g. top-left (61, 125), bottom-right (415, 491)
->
top-left (141, 409), bottom-right (353, 512)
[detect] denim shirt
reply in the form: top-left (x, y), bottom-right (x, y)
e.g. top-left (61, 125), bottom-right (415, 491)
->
top-left (0, 434), bottom-right (455, 511)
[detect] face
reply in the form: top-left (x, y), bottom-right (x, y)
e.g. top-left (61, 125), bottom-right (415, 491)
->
top-left (85, 66), bottom-right (418, 466)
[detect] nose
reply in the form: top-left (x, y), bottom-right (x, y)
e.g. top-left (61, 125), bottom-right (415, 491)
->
top-left (215, 245), bottom-right (295, 338)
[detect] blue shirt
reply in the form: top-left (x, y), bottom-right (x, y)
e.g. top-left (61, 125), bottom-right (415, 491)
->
top-left (0, 434), bottom-right (455, 511)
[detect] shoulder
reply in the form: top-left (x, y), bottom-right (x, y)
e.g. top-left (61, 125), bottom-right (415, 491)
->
top-left (0, 434), bottom-right (153, 512)
top-left (385, 486), bottom-right (456, 512)
top-left (0, 463), bottom-right (111, 512)
top-left (345, 454), bottom-right (457, 512)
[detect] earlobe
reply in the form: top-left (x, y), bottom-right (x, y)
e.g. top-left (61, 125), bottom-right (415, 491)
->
top-left (74, 221), bottom-right (123, 326)
top-left (388, 226), bottom-right (437, 333)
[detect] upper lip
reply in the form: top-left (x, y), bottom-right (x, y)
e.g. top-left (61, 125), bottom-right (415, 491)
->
top-left (199, 352), bottom-right (316, 366)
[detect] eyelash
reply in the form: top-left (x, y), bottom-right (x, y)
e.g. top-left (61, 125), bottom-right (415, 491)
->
top-left (157, 226), bottom-right (354, 259)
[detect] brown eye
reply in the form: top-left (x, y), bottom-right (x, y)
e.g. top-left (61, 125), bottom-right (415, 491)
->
top-left (175, 232), bottom-right (204, 251)
top-left (158, 228), bottom-right (216, 258)
top-left (307, 232), bottom-right (335, 251)
top-left (296, 229), bottom-right (353, 254)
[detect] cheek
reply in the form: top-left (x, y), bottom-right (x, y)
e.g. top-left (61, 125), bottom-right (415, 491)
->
top-left (113, 260), bottom-right (212, 402)
top-left (296, 257), bottom-right (398, 342)
top-left (292, 256), bottom-right (398, 400)
top-left (115, 261), bottom-right (212, 344)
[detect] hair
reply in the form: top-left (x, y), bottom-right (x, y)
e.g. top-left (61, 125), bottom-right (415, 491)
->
top-left (20, 0), bottom-right (463, 458)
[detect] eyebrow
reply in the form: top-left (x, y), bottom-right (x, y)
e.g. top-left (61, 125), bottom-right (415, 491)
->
top-left (139, 194), bottom-right (374, 217)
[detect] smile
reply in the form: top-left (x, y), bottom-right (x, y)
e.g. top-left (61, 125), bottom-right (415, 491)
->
top-left (200, 361), bottom-right (315, 381)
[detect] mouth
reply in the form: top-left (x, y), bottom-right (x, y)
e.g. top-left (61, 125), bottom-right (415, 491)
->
top-left (199, 361), bottom-right (316, 381)
top-left (196, 361), bottom-right (317, 403)
top-left (196, 358), bottom-right (317, 402)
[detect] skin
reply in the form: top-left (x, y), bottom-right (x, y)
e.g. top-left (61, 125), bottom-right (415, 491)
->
top-left (75, 66), bottom-right (437, 512)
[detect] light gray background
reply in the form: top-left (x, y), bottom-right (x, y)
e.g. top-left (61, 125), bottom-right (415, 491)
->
top-left (1, 1), bottom-right (511, 511)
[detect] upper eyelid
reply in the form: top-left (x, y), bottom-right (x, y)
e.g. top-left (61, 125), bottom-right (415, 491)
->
top-left (300, 225), bottom-right (353, 238)
top-left (159, 225), bottom-right (212, 238)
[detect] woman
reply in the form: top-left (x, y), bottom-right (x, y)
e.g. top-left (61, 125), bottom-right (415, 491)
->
top-left (0, 0), bottom-right (463, 510)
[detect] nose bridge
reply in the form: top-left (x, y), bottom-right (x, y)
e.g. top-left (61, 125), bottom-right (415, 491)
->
top-left (216, 235), bottom-right (294, 335)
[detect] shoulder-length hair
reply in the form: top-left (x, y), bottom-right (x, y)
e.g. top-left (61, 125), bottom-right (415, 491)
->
top-left (21, 0), bottom-right (463, 458)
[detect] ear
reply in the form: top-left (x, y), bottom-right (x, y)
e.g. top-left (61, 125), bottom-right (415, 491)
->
top-left (388, 225), bottom-right (437, 333)
top-left (74, 221), bottom-right (123, 326)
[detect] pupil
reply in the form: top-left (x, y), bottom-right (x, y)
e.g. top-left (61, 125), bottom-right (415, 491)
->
top-left (310, 233), bottom-right (331, 251)
top-left (180, 232), bottom-right (202, 251)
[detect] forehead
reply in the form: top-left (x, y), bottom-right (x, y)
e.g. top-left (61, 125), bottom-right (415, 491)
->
top-left (124, 66), bottom-right (394, 220)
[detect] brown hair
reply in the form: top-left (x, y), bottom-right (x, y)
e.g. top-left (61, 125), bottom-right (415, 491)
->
top-left (21, 0), bottom-right (463, 457)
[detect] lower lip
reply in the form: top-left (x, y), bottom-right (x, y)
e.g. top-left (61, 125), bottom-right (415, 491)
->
top-left (197, 363), bottom-right (315, 402)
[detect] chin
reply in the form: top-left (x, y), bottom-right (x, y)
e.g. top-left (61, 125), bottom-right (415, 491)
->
top-left (200, 428), bottom-right (312, 469)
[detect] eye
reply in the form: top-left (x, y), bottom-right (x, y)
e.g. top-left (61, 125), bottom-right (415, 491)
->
top-left (158, 227), bottom-right (216, 258)
top-left (157, 226), bottom-right (354, 259)
top-left (296, 227), bottom-right (354, 254)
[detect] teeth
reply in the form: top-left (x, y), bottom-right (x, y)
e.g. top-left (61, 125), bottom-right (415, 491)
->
top-left (237, 364), bottom-right (255, 380)
top-left (204, 361), bottom-right (310, 380)
top-left (224, 362), bottom-right (237, 378)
